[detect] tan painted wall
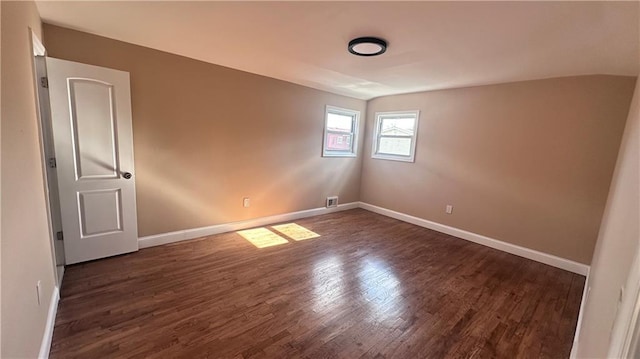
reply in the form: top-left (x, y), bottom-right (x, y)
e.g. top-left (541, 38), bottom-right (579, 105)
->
top-left (1, 2), bottom-right (57, 358)
top-left (43, 24), bottom-right (366, 237)
top-left (575, 76), bottom-right (639, 357)
top-left (361, 76), bottom-right (636, 264)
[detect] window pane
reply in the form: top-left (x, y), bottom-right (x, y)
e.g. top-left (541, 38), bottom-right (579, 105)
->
top-left (323, 106), bottom-right (359, 157)
top-left (325, 133), bottom-right (353, 151)
top-left (327, 113), bottom-right (354, 133)
top-left (378, 137), bottom-right (412, 156)
top-left (380, 117), bottom-right (415, 136)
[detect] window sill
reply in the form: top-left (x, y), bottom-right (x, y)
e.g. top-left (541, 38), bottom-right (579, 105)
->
top-left (323, 152), bottom-right (357, 158)
top-left (371, 153), bottom-right (415, 163)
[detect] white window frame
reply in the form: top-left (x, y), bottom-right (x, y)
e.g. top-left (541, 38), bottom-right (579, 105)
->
top-left (322, 105), bottom-right (360, 158)
top-left (372, 110), bottom-right (420, 162)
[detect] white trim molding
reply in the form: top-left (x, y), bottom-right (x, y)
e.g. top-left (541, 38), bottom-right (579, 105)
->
top-left (322, 105), bottom-right (360, 158)
top-left (38, 287), bottom-right (60, 359)
top-left (139, 200), bottom-right (589, 276)
top-left (371, 110), bottom-right (420, 163)
top-left (359, 202), bottom-right (590, 276)
top-left (139, 202), bottom-right (359, 248)
top-left (570, 268), bottom-right (591, 358)
top-left (31, 29), bottom-right (46, 56)
top-left (607, 250), bottom-right (640, 358)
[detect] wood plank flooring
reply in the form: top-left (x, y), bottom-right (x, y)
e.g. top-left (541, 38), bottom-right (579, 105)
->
top-left (50, 209), bottom-right (584, 358)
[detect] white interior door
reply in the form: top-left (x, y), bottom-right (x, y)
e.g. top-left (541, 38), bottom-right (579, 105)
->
top-left (46, 57), bottom-right (138, 264)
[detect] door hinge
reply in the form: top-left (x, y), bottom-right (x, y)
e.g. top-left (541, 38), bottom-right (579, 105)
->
top-left (56, 231), bottom-right (63, 241)
top-left (40, 77), bottom-right (49, 88)
top-left (48, 157), bottom-right (57, 168)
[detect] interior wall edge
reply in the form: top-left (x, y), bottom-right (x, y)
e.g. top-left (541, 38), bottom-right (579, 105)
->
top-left (1, 1), bottom-right (57, 357)
top-left (574, 74), bottom-right (640, 358)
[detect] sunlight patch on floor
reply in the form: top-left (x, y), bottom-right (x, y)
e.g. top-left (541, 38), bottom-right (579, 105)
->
top-left (238, 228), bottom-right (289, 248)
top-left (272, 223), bottom-right (321, 241)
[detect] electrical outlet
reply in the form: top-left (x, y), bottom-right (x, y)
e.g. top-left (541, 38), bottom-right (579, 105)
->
top-left (36, 280), bottom-right (42, 306)
top-left (243, 197), bottom-right (250, 208)
top-left (326, 196), bottom-right (338, 208)
top-left (446, 205), bottom-right (453, 214)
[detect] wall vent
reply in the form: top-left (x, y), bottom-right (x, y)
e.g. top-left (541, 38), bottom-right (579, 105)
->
top-left (326, 196), bottom-right (339, 208)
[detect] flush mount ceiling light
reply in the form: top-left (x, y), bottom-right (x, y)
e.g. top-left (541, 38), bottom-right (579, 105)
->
top-left (348, 37), bottom-right (387, 57)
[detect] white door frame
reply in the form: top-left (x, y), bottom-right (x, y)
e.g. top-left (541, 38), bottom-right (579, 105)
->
top-left (30, 30), bottom-right (64, 286)
top-left (608, 248), bottom-right (640, 358)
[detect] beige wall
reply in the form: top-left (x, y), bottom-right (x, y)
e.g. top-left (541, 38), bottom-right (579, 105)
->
top-left (1, 2), bottom-right (57, 358)
top-left (575, 76), bottom-right (639, 357)
top-left (43, 25), bottom-right (366, 237)
top-left (361, 76), bottom-right (636, 264)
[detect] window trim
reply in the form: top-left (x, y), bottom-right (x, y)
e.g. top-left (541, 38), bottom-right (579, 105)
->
top-left (322, 105), bottom-right (360, 158)
top-left (372, 110), bottom-right (420, 162)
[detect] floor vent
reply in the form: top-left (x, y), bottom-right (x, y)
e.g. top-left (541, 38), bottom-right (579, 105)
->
top-left (326, 196), bottom-right (338, 208)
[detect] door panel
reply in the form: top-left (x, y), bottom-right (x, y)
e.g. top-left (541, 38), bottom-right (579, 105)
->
top-left (78, 189), bottom-right (123, 237)
top-left (46, 57), bottom-right (138, 264)
top-left (69, 79), bottom-right (119, 179)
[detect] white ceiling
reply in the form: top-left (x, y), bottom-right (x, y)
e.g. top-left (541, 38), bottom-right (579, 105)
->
top-left (36, 1), bottom-right (639, 100)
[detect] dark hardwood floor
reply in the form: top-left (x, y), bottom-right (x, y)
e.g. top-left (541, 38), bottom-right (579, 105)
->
top-left (50, 209), bottom-right (584, 359)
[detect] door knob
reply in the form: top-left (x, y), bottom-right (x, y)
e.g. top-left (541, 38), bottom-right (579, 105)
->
top-left (123, 172), bottom-right (132, 179)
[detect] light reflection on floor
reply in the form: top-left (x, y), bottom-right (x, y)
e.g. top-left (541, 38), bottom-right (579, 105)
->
top-left (357, 258), bottom-right (402, 322)
top-left (237, 223), bottom-right (321, 248)
top-left (310, 255), bottom-right (404, 323)
top-left (312, 255), bottom-right (346, 313)
top-left (272, 223), bottom-right (320, 241)
top-left (237, 228), bottom-right (289, 248)
top-left (238, 224), bottom-right (404, 323)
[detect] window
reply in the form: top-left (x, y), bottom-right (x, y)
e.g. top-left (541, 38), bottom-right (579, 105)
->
top-left (372, 111), bottom-right (420, 162)
top-left (323, 106), bottom-right (359, 157)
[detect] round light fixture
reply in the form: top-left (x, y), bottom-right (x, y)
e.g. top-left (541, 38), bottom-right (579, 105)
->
top-left (348, 37), bottom-right (387, 57)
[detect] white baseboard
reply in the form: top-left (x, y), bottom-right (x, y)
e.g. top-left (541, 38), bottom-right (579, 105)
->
top-left (358, 202), bottom-right (590, 276)
top-left (138, 200), bottom-right (589, 276)
top-left (570, 267), bottom-right (591, 358)
top-left (139, 202), bottom-right (359, 249)
top-left (38, 286), bottom-right (60, 359)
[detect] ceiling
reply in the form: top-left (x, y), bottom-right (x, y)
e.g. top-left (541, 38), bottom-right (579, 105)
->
top-left (36, 1), bottom-right (639, 100)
